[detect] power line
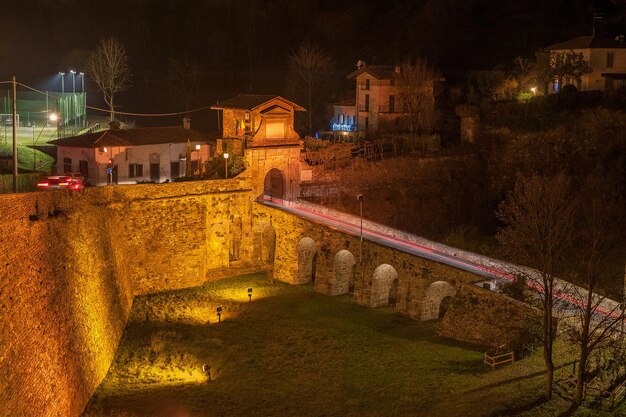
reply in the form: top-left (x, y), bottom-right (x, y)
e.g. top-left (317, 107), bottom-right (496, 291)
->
top-left (15, 81), bottom-right (210, 117)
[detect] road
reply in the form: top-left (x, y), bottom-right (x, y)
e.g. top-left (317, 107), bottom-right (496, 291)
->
top-left (259, 196), bottom-right (624, 321)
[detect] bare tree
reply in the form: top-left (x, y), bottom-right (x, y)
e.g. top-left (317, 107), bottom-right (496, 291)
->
top-left (396, 58), bottom-right (440, 146)
top-left (164, 55), bottom-right (202, 111)
top-left (549, 50), bottom-right (592, 91)
top-left (85, 37), bottom-right (132, 121)
top-left (287, 43), bottom-right (333, 135)
top-left (565, 177), bottom-right (625, 407)
top-left (496, 173), bottom-right (577, 399)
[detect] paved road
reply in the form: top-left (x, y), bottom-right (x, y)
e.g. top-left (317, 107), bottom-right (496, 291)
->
top-left (259, 197), bottom-right (624, 321)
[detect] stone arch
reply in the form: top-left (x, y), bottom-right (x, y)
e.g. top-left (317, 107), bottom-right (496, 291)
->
top-left (370, 264), bottom-right (398, 307)
top-left (333, 250), bottom-right (356, 295)
top-left (252, 221), bottom-right (276, 265)
top-left (421, 281), bottom-right (457, 321)
top-left (296, 237), bottom-right (317, 284)
top-left (263, 168), bottom-right (286, 200)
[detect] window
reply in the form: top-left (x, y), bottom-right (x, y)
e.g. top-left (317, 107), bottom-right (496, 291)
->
top-left (365, 94), bottom-right (370, 112)
top-left (265, 121), bottom-right (285, 139)
top-left (365, 79), bottom-right (370, 90)
top-left (339, 114), bottom-right (344, 124)
top-left (78, 160), bottom-right (88, 178)
top-left (605, 77), bottom-right (614, 90)
top-left (63, 158), bottom-right (71, 173)
top-left (170, 161), bottom-right (180, 178)
top-left (365, 116), bottom-right (369, 131)
top-left (128, 163), bottom-right (143, 178)
top-left (389, 95), bottom-right (395, 113)
top-left (607, 52), bottom-right (614, 68)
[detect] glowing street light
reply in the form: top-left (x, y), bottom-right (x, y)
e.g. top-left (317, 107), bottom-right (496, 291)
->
top-left (247, 287), bottom-right (253, 302)
top-left (59, 72), bottom-right (65, 93)
top-left (223, 152), bottom-right (229, 179)
top-left (48, 113), bottom-right (58, 122)
top-left (530, 87), bottom-right (537, 95)
top-left (70, 70), bottom-right (76, 93)
top-left (79, 72), bottom-right (85, 92)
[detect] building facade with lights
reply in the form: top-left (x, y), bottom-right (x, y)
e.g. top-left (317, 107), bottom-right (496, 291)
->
top-left (50, 122), bottom-right (213, 186)
top-left (545, 34), bottom-right (626, 92)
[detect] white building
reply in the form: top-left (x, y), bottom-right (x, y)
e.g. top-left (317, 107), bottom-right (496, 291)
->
top-left (545, 34), bottom-right (626, 92)
top-left (328, 98), bottom-right (357, 140)
top-left (50, 122), bottom-right (213, 186)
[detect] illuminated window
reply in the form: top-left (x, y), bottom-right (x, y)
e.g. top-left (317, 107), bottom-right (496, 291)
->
top-left (266, 121), bottom-right (285, 139)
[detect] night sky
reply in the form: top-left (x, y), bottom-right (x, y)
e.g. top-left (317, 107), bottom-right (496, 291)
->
top-left (1, 0), bottom-right (625, 127)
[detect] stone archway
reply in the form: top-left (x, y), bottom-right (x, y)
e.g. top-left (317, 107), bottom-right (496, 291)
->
top-left (296, 237), bottom-right (317, 284)
top-left (421, 281), bottom-right (456, 321)
top-left (252, 221), bottom-right (276, 265)
top-left (333, 250), bottom-right (356, 295)
top-left (263, 168), bottom-right (286, 200)
top-left (370, 264), bottom-right (398, 307)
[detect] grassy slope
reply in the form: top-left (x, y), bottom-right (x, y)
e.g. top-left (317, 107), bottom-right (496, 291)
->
top-left (82, 275), bottom-right (625, 417)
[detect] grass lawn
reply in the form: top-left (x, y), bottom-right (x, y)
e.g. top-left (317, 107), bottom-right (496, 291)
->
top-left (82, 274), bottom-right (626, 417)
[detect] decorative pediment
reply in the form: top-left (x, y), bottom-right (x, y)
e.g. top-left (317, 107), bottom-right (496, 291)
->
top-left (260, 104), bottom-right (291, 115)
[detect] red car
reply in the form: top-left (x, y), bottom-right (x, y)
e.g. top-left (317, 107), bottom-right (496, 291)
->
top-left (37, 174), bottom-right (85, 191)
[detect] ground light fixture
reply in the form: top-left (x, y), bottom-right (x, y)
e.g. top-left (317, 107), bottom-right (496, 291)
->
top-left (216, 306), bottom-right (222, 322)
top-left (247, 287), bottom-right (253, 302)
top-left (202, 364), bottom-right (211, 381)
top-left (49, 113), bottom-right (58, 122)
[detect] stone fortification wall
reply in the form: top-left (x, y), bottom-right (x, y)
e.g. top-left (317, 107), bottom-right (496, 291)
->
top-left (0, 191), bottom-right (134, 417)
top-left (0, 177), bottom-right (259, 417)
top-left (437, 283), bottom-right (540, 350)
top-left (252, 203), bottom-right (483, 320)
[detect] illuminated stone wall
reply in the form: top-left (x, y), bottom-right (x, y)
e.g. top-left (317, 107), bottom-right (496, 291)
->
top-left (0, 192), bottom-right (134, 417)
top-left (252, 203), bottom-right (483, 319)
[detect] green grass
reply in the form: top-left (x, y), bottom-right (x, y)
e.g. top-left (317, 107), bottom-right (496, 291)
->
top-left (82, 274), bottom-right (626, 417)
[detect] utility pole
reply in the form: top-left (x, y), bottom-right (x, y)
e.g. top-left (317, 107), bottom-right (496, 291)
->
top-left (12, 76), bottom-right (18, 193)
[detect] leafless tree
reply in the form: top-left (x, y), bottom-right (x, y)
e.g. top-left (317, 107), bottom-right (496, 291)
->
top-left (164, 55), bottom-right (202, 111)
top-left (287, 42), bottom-right (333, 135)
top-left (564, 177), bottom-right (625, 407)
top-left (496, 173), bottom-right (577, 399)
top-left (85, 37), bottom-right (132, 121)
top-left (396, 58), bottom-right (440, 148)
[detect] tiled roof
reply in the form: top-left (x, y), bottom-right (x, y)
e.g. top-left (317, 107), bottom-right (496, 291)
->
top-left (211, 94), bottom-right (305, 111)
top-left (50, 126), bottom-right (208, 148)
top-left (347, 65), bottom-right (400, 80)
top-left (545, 35), bottom-right (626, 50)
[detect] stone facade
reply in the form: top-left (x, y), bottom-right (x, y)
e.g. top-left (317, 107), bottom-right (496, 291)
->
top-left (437, 283), bottom-right (541, 350)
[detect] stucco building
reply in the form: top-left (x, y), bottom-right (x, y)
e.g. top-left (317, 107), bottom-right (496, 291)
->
top-left (545, 34), bottom-right (626, 92)
top-left (50, 121), bottom-right (213, 186)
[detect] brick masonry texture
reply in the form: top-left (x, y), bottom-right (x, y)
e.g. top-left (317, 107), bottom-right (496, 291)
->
top-left (437, 284), bottom-right (541, 350)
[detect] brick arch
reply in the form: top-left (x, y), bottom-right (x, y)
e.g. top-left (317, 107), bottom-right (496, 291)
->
top-left (296, 237), bottom-right (317, 284)
top-left (263, 168), bottom-right (285, 200)
top-left (421, 281), bottom-right (457, 321)
top-left (252, 221), bottom-right (276, 265)
top-left (371, 264), bottom-right (398, 307)
top-left (333, 249), bottom-right (356, 295)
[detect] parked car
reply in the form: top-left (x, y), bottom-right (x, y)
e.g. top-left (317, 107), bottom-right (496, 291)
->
top-left (37, 174), bottom-right (85, 191)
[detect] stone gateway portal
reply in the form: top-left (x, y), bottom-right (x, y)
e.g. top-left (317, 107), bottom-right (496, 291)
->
top-left (263, 168), bottom-right (285, 200)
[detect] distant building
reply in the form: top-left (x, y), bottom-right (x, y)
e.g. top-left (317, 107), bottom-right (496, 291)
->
top-left (545, 34), bottom-right (626, 92)
top-left (50, 120), bottom-right (213, 186)
top-left (329, 98), bottom-right (357, 140)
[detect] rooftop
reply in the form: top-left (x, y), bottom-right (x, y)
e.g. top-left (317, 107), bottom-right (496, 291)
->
top-left (50, 126), bottom-right (208, 148)
top-left (545, 34), bottom-right (626, 50)
top-left (347, 65), bottom-right (400, 80)
top-left (211, 94), bottom-right (305, 111)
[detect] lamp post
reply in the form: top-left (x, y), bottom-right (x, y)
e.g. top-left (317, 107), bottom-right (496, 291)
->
top-left (247, 287), bottom-right (253, 302)
top-left (357, 194), bottom-right (364, 266)
top-left (70, 70), bottom-right (76, 93)
top-left (223, 152), bottom-right (229, 179)
top-left (216, 306), bottom-right (222, 323)
top-left (79, 72), bottom-right (85, 92)
top-left (59, 72), bottom-right (65, 94)
top-left (79, 72), bottom-right (85, 127)
top-left (195, 144), bottom-right (202, 177)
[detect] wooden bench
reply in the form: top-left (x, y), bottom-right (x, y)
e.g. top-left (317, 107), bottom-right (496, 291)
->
top-left (484, 344), bottom-right (515, 369)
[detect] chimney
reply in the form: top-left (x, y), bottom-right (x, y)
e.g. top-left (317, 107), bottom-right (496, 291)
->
top-left (357, 60), bottom-right (365, 69)
top-left (395, 65), bottom-right (401, 74)
top-left (108, 120), bottom-right (121, 130)
top-left (183, 117), bottom-right (191, 130)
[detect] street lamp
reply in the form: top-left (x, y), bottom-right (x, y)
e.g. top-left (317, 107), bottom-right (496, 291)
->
top-left (70, 70), bottom-right (76, 93)
top-left (247, 287), bottom-right (253, 302)
top-left (79, 72), bottom-right (85, 92)
top-left (59, 72), bottom-right (65, 93)
top-left (357, 194), bottom-right (364, 266)
top-left (216, 306), bottom-right (222, 323)
top-left (223, 153), bottom-right (229, 179)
